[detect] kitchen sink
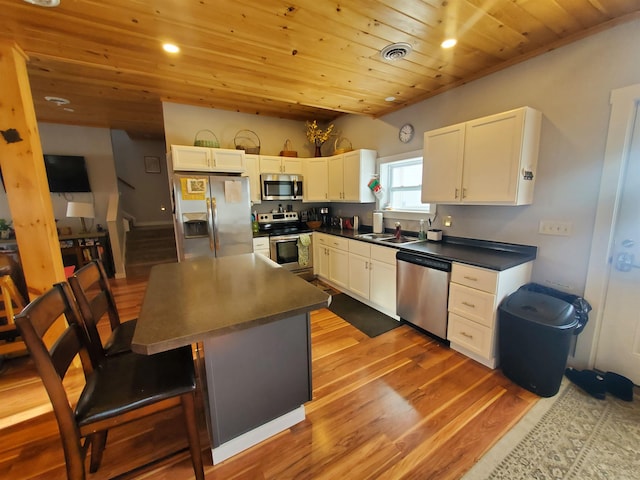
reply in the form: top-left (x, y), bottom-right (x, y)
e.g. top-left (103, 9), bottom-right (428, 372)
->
top-left (356, 233), bottom-right (394, 240)
top-left (379, 236), bottom-right (421, 245)
top-left (356, 233), bottom-right (422, 245)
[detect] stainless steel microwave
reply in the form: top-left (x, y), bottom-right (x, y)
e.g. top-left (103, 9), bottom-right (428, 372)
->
top-left (261, 174), bottom-right (303, 200)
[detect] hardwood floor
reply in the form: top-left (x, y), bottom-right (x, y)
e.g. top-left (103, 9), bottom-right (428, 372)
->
top-left (0, 274), bottom-right (538, 479)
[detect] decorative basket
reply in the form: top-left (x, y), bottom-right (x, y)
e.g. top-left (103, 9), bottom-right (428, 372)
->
top-left (193, 129), bottom-right (220, 148)
top-left (234, 129), bottom-right (261, 154)
top-left (279, 139), bottom-right (298, 157)
top-left (333, 136), bottom-right (353, 155)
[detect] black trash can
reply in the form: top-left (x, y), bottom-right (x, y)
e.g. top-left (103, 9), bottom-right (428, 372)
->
top-left (498, 290), bottom-right (577, 397)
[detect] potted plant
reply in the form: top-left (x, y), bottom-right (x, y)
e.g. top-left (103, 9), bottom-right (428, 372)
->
top-left (0, 219), bottom-right (11, 239)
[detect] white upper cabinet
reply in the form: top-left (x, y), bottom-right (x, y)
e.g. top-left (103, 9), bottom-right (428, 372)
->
top-left (421, 107), bottom-right (542, 205)
top-left (421, 123), bottom-right (466, 203)
top-left (243, 154), bottom-right (261, 203)
top-left (303, 157), bottom-right (329, 202)
top-left (171, 145), bottom-right (246, 173)
top-left (328, 149), bottom-right (376, 203)
top-left (259, 155), bottom-right (303, 174)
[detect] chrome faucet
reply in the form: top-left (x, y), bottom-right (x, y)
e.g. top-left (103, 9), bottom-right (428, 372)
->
top-left (395, 222), bottom-right (401, 239)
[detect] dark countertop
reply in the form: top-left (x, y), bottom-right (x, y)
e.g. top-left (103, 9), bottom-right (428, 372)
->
top-left (131, 253), bottom-right (331, 354)
top-left (313, 227), bottom-right (536, 271)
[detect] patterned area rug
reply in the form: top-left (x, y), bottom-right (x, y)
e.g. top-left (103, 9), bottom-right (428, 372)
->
top-left (464, 380), bottom-right (640, 479)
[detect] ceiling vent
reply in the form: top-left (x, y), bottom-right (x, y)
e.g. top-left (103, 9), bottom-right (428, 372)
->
top-left (380, 42), bottom-right (412, 61)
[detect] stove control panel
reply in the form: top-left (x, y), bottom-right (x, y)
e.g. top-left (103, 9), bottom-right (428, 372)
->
top-left (258, 212), bottom-right (299, 224)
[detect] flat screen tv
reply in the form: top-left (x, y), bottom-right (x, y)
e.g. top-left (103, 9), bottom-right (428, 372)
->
top-left (44, 155), bottom-right (91, 192)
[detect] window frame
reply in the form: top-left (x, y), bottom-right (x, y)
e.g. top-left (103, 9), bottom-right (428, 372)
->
top-left (377, 150), bottom-right (436, 221)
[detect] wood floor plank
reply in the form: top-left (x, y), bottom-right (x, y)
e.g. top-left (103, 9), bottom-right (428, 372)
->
top-left (0, 271), bottom-right (539, 479)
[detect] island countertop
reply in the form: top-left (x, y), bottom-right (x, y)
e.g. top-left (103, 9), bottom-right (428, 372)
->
top-left (131, 253), bottom-right (331, 355)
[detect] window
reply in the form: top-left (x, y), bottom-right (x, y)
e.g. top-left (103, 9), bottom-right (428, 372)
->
top-left (378, 150), bottom-right (435, 216)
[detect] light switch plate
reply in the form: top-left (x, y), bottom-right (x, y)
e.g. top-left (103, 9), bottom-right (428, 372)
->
top-left (539, 220), bottom-right (572, 236)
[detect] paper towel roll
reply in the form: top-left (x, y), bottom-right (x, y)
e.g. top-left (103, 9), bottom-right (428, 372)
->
top-left (373, 212), bottom-right (383, 233)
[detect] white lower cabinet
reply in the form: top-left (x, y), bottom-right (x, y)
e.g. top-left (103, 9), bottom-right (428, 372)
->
top-left (447, 261), bottom-right (532, 368)
top-left (314, 233), bottom-right (348, 289)
top-left (252, 237), bottom-right (270, 257)
top-left (314, 234), bottom-right (398, 318)
top-left (368, 245), bottom-right (397, 317)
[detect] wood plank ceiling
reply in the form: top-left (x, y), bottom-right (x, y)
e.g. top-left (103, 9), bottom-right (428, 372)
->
top-left (1, 0), bottom-right (638, 139)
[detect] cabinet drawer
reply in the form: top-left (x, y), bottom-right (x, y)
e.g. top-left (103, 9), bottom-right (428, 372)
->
top-left (370, 244), bottom-right (397, 265)
top-left (447, 312), bottom-right (493, 359)
top-left (315, 233), bottom-right (329, 246)
top-left (253, 236), bottom-right (269, 250)
top-left (327, 236), bottom-right (349, 251)
top-left (349, 239), bottom-right (371, 257)
top-left (448, 283), bottom-right (496, 328)
top-left (452, 263), bottom-right (498, 293)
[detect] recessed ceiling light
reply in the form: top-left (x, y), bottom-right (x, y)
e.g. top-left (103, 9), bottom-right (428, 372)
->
top-left (44, 96), bottom-right (70, 105)
top-left (23, 0), bottom-right (60, 6)
top-left (385, 96), bottom-right (396, 102)
top-left (441, 38), bottom-right (457, 49)
top-left (380, 42), bottom-right (412, 61)
top-left (163, 43), bottom-right (180, 54)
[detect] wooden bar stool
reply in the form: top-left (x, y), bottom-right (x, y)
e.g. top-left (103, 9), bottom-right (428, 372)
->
top-left (68, 260), bottom-right (136, 357)
top-left (14, 282), bottom-right (204, 480)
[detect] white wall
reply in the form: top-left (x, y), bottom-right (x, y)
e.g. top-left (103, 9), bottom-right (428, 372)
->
top-left (0, 123), bottom-right (118, 233)
top-left (162, 102), bottom-right (317, 158)
top-left (110, 130), bottom-right (172, 226)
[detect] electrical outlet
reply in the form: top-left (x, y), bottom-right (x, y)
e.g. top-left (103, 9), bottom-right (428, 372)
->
top-left (443, 215), bottom-right (453, 227)
top-left (539, 220), bottom-right (572, 236)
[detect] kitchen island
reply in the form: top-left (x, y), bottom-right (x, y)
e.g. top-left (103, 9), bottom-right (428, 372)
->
top-left (131, 253), bottom-right (331, 464)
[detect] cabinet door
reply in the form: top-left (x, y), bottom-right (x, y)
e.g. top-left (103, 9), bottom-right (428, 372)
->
top-left (212, 149), bottom-right (245, 173)
top-left (327, 155), bottom-right (344, 201)
top-left (244, 154), bottom-right (261, 203)
top-left (259, 156), bottom-right (282, 173)
top-left (328, 247), bottom-right (349, 289)
top-left (304, 158), bottom-right (329, 202)
top-left (421, 123), bottom-right (465, 203)
top-left (171, 145), bottom-right (211, 171)
top-left (370, 259), bottom-right (396, 315)
top-left (462, 109), bottom-right (525, 203)
top-left (314, 233), bottom-right (330, 278)
top-left (348, 253), bottom-right (370, 299)
top-left (282, 157), bottom-right (303, 174)
top-left (342, 150), bottom-right (362, 201)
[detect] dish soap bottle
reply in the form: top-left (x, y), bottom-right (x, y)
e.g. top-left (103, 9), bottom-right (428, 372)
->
top-left (418, 219), bottom-right (426, 240)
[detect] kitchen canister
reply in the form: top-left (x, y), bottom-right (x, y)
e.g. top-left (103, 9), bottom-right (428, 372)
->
top-left (427, 229), bottom-right (443, 241)
top-left (373, 211), bottom-right (384, 233)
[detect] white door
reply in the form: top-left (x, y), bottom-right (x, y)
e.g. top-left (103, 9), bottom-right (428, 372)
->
top-left (594, 101), bottom-right (640, 383)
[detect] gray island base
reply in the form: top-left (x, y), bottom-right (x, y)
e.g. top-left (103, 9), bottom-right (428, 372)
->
top-left (132, 254), bottom-right (331, 463)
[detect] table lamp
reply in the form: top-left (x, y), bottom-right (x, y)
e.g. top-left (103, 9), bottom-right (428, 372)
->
top-left (66, 201), bottom-right (95, 233)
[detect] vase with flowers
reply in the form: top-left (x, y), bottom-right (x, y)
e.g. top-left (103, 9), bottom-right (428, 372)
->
top-left (305, 120), bottom-right (334, 157)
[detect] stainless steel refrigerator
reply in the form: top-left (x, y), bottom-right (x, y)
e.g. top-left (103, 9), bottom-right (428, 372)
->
top-left (173, 173), bottom-right (253, 260)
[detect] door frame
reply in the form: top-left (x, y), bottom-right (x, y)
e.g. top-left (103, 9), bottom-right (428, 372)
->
top-left (576, 83), bottom-right (640, 367)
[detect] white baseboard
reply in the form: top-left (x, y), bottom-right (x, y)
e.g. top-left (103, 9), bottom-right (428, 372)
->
top-left (211, 406), bottom-right (305, 465)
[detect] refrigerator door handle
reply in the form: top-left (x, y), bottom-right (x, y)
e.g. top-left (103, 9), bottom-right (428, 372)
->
top-left (206, 196), bottom-right (216, 253)
top-left (211, 196), bottom-right (219, 254)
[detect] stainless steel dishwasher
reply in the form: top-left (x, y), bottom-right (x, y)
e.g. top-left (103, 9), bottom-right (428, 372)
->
top-left (396, 251), bottom-right (451, 343)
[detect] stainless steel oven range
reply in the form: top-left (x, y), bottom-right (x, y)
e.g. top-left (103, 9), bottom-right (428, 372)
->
top-left (257, 212), bottom-right (314, 279)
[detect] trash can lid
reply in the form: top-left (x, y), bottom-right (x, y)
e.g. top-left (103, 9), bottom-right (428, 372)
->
top-left (500, 290), bottom-right (577, 329)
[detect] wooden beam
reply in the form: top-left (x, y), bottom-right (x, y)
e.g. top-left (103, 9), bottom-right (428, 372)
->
top-left (0, 41), bottom-right (66, 343)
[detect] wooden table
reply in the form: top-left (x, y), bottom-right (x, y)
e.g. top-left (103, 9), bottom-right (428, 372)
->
top-left (132, 254), bottom-right (330, 463)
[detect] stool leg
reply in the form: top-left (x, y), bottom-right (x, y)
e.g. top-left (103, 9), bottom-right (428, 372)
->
top-left (89, 430), bottom-right (108, 473)
top-left (181, 392), bottom-right (204, 480)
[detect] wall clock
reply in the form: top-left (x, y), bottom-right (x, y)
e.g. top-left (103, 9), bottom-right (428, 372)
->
top-left (399, 123), bottom-right (415, 143)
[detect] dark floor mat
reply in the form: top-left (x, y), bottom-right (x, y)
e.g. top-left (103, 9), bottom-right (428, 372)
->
top-left (328, 293), bottom-right (400, 338)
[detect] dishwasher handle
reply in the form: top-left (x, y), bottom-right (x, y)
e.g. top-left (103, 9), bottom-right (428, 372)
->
top-left (396, 251), bottom-right (452, 272)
